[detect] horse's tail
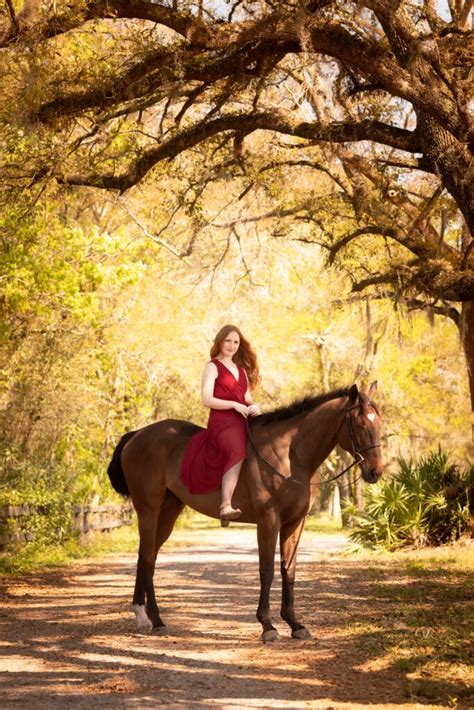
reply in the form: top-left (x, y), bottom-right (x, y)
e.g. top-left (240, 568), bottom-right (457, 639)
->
top-left (107, 431), bottom-right (137, 498)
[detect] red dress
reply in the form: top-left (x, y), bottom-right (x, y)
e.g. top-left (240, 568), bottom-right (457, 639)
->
top-left (180, 358), bottom-right (248, 494)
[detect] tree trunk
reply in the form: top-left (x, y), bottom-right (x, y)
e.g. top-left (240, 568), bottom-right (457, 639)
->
top-left (317, 480), bottom-right (333, 515)
top-left (354, 471), bottom-right (364, 511)
top-left (417, 115), bottom-right (474, 237)
top-left (337, 473), bottom-right (352, 527)
top-left (460, 301), bottom-right (474, 444)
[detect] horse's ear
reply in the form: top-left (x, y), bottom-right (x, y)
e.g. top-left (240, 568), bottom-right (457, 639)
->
top-left (368, 381), bottom-right (378, 398)
top-left (348, 384), bottom-right (359, 404)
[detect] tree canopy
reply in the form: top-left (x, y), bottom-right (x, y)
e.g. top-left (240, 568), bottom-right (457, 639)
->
top-left (2, 2), bottom-right (473, 330)
top-left (1, 1), bottom-right (472, 226)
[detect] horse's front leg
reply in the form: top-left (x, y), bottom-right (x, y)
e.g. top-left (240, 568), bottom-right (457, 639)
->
top-left (280, 517), bottom-right (312, 639)
top-left (256, 518), bottom-right (280, 643)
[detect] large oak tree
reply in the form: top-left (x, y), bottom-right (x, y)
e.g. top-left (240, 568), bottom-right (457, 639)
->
top-left (1, 0), bottom-right (474, 414)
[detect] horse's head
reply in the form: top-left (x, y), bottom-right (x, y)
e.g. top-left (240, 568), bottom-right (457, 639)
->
top-left (337, 382), bottom-right (383, 484)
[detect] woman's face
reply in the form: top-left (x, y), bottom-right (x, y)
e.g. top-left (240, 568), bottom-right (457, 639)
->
top-left (219, 331), bottom-right (240, 358)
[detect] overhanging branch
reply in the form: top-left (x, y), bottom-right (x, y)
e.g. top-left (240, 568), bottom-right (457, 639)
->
top-left (328, 226), bottom-right (397, 264)
top-left (3, 2), bottom-right (463, 140)
top-left (0, 0), bottom-right (211, 47)
top-left (56, 113), bottom-right (419, 191)
top-left (352, 262), bottom-right (474, 301)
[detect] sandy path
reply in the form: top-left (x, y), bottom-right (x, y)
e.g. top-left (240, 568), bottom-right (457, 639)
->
top-left (0, 528), bottom-right (461, 709)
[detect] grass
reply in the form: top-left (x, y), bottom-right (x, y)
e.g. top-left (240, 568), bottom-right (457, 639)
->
top-left (0, 524), bottom-right (140, 574)
top-left (303, 514), bottom-right (343, 533)
top-left (341, 542), bottom-right (474, 708)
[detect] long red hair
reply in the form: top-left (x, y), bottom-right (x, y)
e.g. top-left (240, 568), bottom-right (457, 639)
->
top-left (210, 325), bottom-right (260, 390)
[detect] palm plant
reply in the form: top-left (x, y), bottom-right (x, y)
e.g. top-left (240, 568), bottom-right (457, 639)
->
top-left (349, 450), bottom-right (472, 549)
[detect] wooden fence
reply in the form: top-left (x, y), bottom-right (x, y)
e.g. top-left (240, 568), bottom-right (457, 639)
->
top-left (0, 503), bottom-right (134, 548)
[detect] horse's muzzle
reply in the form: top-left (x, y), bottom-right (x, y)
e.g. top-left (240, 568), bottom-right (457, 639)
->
top-left (362, 465), bottom-right (383, 484)
top-left (360, 461), bottom-right (383, 483)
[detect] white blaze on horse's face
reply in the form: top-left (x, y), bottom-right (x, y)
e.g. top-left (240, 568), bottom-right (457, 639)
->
top-left (367, 412), bottom-right (376, 423)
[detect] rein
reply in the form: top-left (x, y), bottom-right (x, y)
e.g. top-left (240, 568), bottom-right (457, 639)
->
top-left (247, 400), bottom-right (380, 488)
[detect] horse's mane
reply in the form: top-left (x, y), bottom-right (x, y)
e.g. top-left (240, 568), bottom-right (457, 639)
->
top-left (253, 387), bottom-right (352, 427)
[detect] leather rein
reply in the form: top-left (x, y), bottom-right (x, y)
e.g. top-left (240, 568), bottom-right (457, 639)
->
top-left (247, 400), bottom-right (381, 488)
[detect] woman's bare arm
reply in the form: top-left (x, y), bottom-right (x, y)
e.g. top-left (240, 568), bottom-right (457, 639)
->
top-left (244, 373), bottom-right (260, 414)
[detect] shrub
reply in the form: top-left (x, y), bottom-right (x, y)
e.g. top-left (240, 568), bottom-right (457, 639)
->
top-left (0, 465), bottom-right (77, 549)
top-left (349, 450), bottom-right (473, 550)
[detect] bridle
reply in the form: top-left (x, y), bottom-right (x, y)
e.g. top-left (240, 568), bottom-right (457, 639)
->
top-left (343, 403), bottom-right (382, 458)
top-left (247, 398), bottom-right (381, 487)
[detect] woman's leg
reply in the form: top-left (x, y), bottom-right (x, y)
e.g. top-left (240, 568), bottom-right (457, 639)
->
top-left (221, 460), bottom-right (244, 510)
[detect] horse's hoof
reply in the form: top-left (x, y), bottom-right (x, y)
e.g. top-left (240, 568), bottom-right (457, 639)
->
top-left (292, 627), bottom-right (312, 640)
top-left (151, 625), bottom-right (167, 635)
top-left (262, 629), bottom-right (280, 643)
top-left (132, 604), bottom-right (153, 633)
top-left (137, 619), bottom-right (153, 633)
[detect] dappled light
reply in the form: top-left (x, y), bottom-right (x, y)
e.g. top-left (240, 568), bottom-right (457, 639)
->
top-left (1, 529), bottom-right (472, 708)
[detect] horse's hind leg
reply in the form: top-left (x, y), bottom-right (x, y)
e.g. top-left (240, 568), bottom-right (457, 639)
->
top-left (155, 490), bottom-right (184, 556)
top-left (280, 517), bottom-right (311, 639)
top-left (151, 490), bottom-right (185, 632)
top-left (133, 491), bottom-right (184, 633)
top-left (133, 502), bottom-right (162, 633)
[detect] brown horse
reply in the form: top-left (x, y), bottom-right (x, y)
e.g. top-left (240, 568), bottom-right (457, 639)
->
top-left (107, 383), bottom-right (383, 642)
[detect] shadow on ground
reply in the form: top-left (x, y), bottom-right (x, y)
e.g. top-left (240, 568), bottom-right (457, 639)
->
top-left (0, 529), bottom-right (472, 708)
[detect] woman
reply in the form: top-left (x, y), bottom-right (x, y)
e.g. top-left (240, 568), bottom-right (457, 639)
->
top-left (180, 325), bottom-right (260, 524)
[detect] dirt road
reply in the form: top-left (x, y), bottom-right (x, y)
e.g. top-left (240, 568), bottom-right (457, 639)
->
top-left (0, 528), bottom-right (471, 709)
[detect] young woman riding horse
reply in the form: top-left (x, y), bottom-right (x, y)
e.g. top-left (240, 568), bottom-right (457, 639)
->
top-left (181, 325), bottom-right (261, 524)
top-left (108, 350), bottom-right (383, 640)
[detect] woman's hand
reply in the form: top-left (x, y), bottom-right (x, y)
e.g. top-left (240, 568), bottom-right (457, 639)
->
top-left (248, 403), bottom-right (260, 416)
top-left (234, 402), bottom-right (250, 418)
